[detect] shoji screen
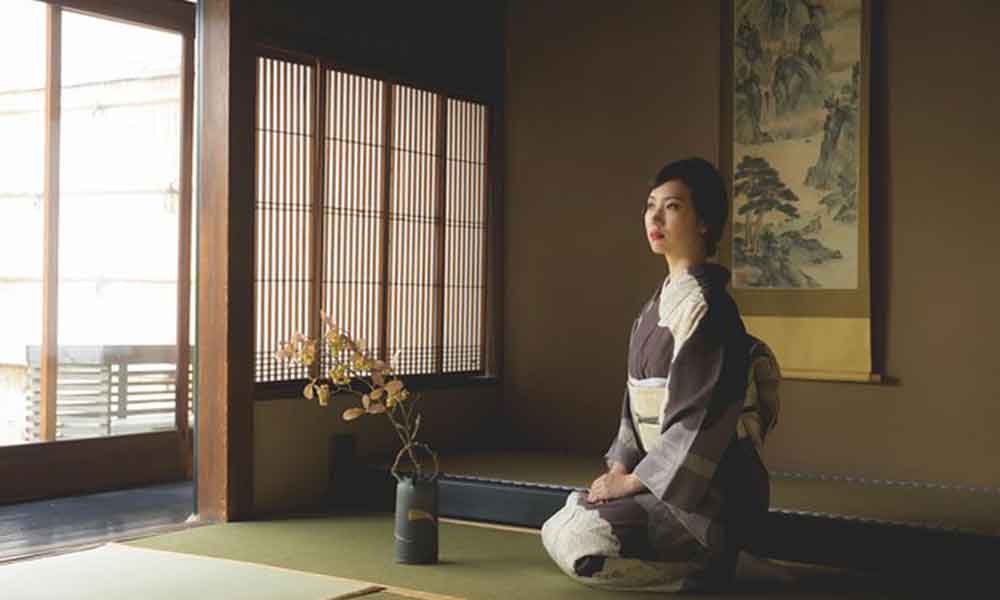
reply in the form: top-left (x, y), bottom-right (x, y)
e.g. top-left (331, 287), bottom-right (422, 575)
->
top-left (444, 99), bottom-right (487, 373)
top-left (321, 71), bottom-right (384, 374)
top-left (387, 85), bottom-right (440, 375)
top-left (254, 57), bottom-right (314, 382)
top-left (254, 55), bottom-right (491, 385)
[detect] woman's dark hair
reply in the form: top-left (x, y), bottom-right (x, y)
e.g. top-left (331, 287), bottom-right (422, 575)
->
top-left (646, 157), bottom-right (728, 257)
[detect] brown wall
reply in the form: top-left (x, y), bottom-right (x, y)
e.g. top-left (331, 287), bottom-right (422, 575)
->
top-left (254, 386), bottom-right (502, 514)
top-left (504, 0), bottom-right (1000, 488)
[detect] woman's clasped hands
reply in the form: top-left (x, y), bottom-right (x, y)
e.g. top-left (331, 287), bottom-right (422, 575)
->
top-left (587, 465), bottom-right (644, 504)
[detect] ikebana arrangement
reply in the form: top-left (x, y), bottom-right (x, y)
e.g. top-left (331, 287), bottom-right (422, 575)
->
top-left (274, 312), bottom-right (439, 563)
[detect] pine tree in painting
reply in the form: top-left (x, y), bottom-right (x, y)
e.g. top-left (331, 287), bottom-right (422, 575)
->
top-left (734, 156), bottom-right (800, 258)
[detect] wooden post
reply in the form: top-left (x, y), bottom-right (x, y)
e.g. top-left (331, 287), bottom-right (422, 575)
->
top-left (197, 0), bottom-right (256, 521)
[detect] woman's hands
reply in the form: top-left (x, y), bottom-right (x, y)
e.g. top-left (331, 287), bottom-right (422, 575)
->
top-left (587, 468), bottom-right (644, 504)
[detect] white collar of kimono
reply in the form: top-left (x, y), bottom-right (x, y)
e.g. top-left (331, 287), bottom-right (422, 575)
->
top-left (658, 269), bottom-right (702, 327)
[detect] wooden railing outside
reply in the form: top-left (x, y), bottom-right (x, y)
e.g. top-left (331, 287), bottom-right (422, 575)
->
top-left (23, 345), bottom-right (192, 442)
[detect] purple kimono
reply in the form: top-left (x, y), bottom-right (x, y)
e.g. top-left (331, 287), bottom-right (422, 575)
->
top-left (541, 263), bottom-right (769, 592)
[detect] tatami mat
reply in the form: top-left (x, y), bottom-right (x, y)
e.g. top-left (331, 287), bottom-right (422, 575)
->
top-left (0, 542), bottom-right (379, 599)
top-left (124, 513), bottom-right (944, 599)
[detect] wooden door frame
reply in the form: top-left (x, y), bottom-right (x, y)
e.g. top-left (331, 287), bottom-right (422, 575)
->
top-left (0, 0), bottom-right (197, 506)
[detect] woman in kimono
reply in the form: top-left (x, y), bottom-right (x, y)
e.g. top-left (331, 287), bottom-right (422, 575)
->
top-left (541, 157), bottom-right (770, 592)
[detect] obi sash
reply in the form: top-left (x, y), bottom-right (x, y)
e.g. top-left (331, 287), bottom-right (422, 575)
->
top-left (627, 377), bottom-right (668, 453)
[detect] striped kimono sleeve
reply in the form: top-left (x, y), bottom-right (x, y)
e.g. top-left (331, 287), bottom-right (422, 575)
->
top-left (604, 386), bottom-right (642, 471)
top-left (632, 296), bottom-right (749, 514)
top-left (604, 311), bottom-right (646, 471)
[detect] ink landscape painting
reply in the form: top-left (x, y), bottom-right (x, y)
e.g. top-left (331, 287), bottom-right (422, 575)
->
top-left (731, 0), bottom-right (864, 289)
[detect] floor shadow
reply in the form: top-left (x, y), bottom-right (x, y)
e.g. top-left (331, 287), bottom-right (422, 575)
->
top-left (0, 480), bottom-right (193, 561)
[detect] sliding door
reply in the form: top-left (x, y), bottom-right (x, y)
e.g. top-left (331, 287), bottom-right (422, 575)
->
top-left (0, 0), bottom-right (195, 504)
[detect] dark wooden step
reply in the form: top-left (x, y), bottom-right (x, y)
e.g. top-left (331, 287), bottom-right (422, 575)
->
top-left (350, 466), bottom-right (997, 576)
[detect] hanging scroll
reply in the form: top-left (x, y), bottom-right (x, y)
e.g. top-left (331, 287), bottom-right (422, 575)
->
top-left (720, 0), bottom-right (878, 382)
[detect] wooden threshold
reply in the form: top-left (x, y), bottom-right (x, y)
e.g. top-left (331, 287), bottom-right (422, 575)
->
top-left (0, 431), bottom-right (188, 505)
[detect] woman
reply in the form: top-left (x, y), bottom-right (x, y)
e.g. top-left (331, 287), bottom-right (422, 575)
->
top-left (540, 158), bottom-right (770, 592)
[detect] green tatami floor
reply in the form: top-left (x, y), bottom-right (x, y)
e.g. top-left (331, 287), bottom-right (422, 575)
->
top-left (126, 513), bottom-right (944, 599)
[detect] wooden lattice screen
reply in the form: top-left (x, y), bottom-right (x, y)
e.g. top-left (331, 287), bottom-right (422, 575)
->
top-left (254, 55), bottom-right (489, 384)
top-left (255, 56), bottom-right (314, 382)
top-left (387, 84), bottom-right (439, 375)
top-left (321, 70), bottom-right (384, 377)
top-left (444, 99), bottom-right (487, 373)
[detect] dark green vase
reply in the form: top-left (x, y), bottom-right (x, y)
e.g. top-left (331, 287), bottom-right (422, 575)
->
top-left (394, 476), bottom-right (438, 564)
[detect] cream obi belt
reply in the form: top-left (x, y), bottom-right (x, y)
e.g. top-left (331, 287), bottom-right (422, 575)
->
top-left (627, 377), bottom-right (669, 452)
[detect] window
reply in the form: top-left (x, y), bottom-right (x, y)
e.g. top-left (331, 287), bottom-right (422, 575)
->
top-left (253, 53), bottom-right (492, 385)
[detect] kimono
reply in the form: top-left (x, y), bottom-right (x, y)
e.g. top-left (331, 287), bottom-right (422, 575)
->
top-left (541, 263), bottom-right (770, 592)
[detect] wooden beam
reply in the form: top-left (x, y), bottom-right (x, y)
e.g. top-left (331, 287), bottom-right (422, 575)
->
top-left (45, 0), bottom-right (195, 36)
top-left (197, 0), bottom-right (256, 521)
top-left (40, 4), bottom-right (62, 443)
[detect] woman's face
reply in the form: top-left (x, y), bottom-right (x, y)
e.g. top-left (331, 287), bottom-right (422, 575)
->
top-left (644, 179), bottom-right (705, 259)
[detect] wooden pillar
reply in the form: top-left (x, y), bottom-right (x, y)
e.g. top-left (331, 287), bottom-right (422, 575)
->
top-left (197, 0), bottom-right (256, 521)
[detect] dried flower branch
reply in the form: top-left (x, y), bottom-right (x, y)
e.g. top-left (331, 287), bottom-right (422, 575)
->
top-left (274, 312), bottom-right (438, 481)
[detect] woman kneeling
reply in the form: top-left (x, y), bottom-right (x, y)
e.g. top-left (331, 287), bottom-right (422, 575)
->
top-left (541, 158), bottom-right (770, 592)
